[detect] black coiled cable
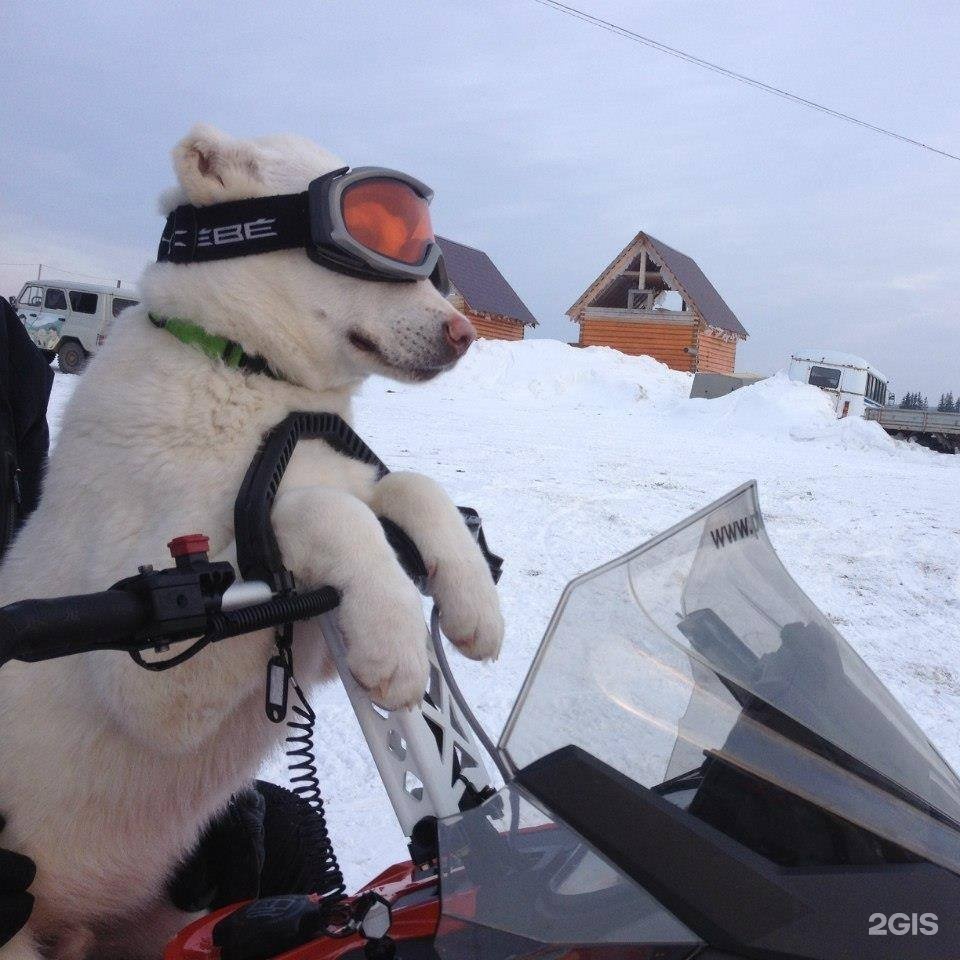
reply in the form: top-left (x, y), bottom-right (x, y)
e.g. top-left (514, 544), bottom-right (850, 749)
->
top-left (283, 675), bottom-right (346, 902)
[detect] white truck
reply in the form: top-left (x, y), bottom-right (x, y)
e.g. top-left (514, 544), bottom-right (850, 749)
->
top-left (11, 279), bottom-right (139, 373)
top-left (787, 349), bottom-right (888, 419)
top-left (788, 349), bottom-right (958, 453)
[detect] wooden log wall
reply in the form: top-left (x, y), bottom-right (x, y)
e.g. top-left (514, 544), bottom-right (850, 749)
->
top-left (696, 327), bottom-right (737, 374)
top-left (578, 317), bottom-right (697, 371)
top-left (468, 312), bottom-right (526, 341)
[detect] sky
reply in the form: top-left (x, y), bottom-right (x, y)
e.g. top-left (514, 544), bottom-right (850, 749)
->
top-left (2, 0), bottom-right (958, 398)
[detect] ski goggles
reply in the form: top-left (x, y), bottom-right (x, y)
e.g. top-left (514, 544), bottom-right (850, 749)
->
top-left (157, 166), bottom-right (450, 294)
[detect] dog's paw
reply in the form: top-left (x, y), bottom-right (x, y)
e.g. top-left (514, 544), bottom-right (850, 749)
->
top-left (337, 578), bottom-right (430, 710)
top-left (432, 560), bottom-right (504, 662)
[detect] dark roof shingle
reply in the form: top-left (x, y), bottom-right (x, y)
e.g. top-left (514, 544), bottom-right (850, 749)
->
top-left (643, 233), bottom-right (747, 338)
top-left (437, 236), bottom-right (537, 326)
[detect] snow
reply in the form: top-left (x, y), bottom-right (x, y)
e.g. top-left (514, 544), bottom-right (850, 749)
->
top-left (789, 348), bottom-right (878, 372)
top-left (45, 341), bottom-right (960, 889)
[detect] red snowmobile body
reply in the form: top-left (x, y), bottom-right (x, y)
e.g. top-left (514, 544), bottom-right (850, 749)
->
top-left (165, 861), bottom-right (439, 960)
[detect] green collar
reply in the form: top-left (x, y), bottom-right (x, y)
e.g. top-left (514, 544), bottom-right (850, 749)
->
top-left (149, 313), bottom-right (282, 381)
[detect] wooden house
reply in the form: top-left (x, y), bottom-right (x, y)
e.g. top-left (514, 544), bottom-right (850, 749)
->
top-left (566, 232), bottom-right (748, 373)
top-left (437, 236), bottom-right (537, 340)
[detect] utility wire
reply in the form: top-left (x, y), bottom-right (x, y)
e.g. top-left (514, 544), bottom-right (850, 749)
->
top-left (531, 0), bottom-right (960, 162)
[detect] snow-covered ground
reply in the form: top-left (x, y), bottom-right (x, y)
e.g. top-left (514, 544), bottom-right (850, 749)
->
top-left (47, 340), bottom-right (960, 888)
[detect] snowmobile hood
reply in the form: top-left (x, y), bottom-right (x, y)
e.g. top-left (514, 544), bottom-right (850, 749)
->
top-left (435, 483), bottom-right (960, 960)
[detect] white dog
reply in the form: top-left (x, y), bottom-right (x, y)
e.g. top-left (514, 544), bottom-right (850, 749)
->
top-left (0, 125), bottom-right (503, 960)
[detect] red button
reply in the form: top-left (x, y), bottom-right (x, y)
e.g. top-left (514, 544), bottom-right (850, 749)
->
top-left (167, 533), bottom-right (210, 558)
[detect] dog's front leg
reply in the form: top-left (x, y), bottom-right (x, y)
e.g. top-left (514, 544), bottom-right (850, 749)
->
top-left (368, 472), bottom-right (503, 662)
top-left (272, 486), bottom-right (429, 708)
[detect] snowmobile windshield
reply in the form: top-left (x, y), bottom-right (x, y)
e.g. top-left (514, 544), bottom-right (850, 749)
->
top-left (499, 481), bottom-right (960, 877)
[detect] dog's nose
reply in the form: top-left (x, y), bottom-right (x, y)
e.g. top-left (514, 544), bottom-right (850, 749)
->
top-left (443, 313), bottom-right (476, 357)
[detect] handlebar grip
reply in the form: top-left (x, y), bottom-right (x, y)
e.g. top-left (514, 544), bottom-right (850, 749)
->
top-left (380, 518), bottom-right (429, 587)
top-left (380, 512), bottom-right (502, 588)
top-left (0, 590), bottom-right (149, 665)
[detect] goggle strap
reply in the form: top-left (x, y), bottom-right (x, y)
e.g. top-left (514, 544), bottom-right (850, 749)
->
top-left (155, 178), bottom-right (449, 295)
top-left (157, 193), bottom-right (311, 264)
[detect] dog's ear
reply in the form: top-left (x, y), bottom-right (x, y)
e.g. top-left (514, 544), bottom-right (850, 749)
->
top-left (172, 124), bottom-right (264, 206)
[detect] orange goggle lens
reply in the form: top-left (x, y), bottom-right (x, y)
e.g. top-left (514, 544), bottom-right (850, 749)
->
top-left (341, 178), bottom-right (435, 266)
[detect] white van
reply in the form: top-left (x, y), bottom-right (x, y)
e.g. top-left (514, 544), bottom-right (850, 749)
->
top-left (788, 350), bottom-right (888, 418)
top-left (11, 280), bottom-right (139, 373)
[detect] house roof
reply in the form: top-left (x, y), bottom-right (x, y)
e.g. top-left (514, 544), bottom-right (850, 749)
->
top-left (437, 236), bottom-right (537, 326)
top-left (567, 231), bottom-right (747, 338)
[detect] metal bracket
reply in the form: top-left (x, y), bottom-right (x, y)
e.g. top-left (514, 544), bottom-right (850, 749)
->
top-left (318, 610), bottom-right (494, 838)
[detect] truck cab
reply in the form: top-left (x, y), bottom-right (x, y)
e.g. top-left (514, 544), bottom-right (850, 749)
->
top-left (12, 280), bottom-right (139, 373)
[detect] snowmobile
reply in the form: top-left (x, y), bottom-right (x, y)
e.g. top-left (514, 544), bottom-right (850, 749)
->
top-left (2, 414), bottom-right (960, 960)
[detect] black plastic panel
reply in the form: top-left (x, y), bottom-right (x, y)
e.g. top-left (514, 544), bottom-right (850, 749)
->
top-left (517, 745), bottom-right (960, 959)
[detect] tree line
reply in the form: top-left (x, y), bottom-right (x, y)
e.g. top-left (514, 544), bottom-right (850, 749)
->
top-left (898, 391), bottom-right (960, 412)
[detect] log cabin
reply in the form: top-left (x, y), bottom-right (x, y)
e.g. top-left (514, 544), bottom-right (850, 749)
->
top-left (566, 232), bottom-right (748, 373)
top-left (437, 236), bottom-right (537, 340)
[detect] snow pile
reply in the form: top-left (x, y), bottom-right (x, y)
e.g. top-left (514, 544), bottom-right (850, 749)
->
top-left (684, 372), bottom-right (842, 438)
top-left (363, 338), bottom-right (691, 407)
top-left (676, 372), bottom-right (904, 454)
top-left (43, 338), bottom-right (960, 889)
top-left (369, 339), bottom-right (918, 459)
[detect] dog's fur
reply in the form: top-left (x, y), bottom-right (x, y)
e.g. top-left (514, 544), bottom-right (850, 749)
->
top-left (0, 125), bottom-right (503, 960)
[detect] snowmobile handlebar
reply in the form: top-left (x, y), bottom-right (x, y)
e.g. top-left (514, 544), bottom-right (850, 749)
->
top-left (0, 539), bottom-right (343, 670)
top-left (0, 589), bottom-right (152, 662)
top-left (0, 508), bottom-right (499, 671)
top-left (0, 575), bottom-right (342, 670)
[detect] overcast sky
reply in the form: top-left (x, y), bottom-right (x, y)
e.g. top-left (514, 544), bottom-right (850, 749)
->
top-left (2, 1), bottom-right (958, 397)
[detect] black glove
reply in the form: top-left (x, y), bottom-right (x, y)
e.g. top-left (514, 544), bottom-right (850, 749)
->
top-left (257, 780), bottom-right (343, 900)
top-left (168, 787), bottom-right (266, 912)
top-left (169, 780), bottom-right (342, 913)
top-left (0, 815), bottom-right (36, 947)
